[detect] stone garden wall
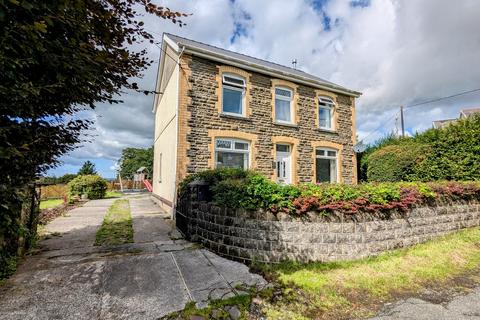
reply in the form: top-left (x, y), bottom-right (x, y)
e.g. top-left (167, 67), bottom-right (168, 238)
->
top-left (183, 201), bottom-right (480, 263)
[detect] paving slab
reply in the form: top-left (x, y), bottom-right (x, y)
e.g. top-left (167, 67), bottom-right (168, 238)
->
top-left (99, 253), bottom-right (190, 320)
top-left (202, 249), bottom-right (267, 289)
top-left (0, 260), bottom-right (104, 320)
top-left (172, 249), bottom-right (236, 307)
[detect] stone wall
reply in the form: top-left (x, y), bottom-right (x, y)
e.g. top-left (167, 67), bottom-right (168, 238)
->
top-left (179, 54), bottom-right (357, 184)
top-left (183, 201), bottom-right (480, 263)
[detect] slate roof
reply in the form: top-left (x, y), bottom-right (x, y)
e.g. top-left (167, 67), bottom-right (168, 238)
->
top-left (432, 119), bottom-right (456, 129)
top-left (164, 33), bottom-right (360, 97)
top-left (461, 107), bottom-right (480, 117)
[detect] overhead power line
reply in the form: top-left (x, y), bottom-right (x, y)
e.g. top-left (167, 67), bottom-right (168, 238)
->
top-left (358, 87), bottom-right (480, 143)
top-left (405, 88), bottom-right (480, 110)
top-left (359, 111), bottom-right (399, 143)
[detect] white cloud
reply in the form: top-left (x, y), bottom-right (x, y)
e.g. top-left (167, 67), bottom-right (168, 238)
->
top-left (51, 0), bottom-right (480, 176)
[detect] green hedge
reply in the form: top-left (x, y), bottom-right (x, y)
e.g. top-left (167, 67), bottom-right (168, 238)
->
top-left (180, 169), bottom-right (480, 217)
top-left (362, 115), bottom-right (480, 182)
top-left (366, 143), bottom-right (430, 182)
top-left (68, 175), bottom-right (107, 200)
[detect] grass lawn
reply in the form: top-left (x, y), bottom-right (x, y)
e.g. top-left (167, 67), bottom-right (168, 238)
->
top-left (105, 190), bottom-right (123, 198)
top-left (259, 227), bottom-right (480, 319)
top-left (39, 198), bottom-right (64, 210)
top-left (95, 199), bottom-right (133, 246)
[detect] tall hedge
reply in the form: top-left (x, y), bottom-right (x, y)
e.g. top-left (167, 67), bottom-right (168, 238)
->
top-left (362, 115), bottom-right (480, 182)
top-left (366, 143), bottom-right (430, 182)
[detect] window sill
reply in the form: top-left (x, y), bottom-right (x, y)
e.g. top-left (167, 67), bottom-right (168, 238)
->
top-left (273, 121), bottom-right (299, 129)
top-left (219, 113), bottom-right (251, 121)
top-left (316, 128), bottom-right (338, 134)
top-left (220, 113), bottom-right (252, 121)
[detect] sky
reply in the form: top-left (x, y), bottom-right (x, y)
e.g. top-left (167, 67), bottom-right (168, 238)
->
top-left (48, 0), bottom-right (480, 178)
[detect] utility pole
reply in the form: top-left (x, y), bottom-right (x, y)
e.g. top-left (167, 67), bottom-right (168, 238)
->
top-left (400, 105), bottom-right (405, 137)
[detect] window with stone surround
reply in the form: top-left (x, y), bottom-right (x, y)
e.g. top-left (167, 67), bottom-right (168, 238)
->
top-left (215, 138), bottom-right (250, 169)
top-left (318, 96), bottom-right (335, 130)
top-left (221, 74), bottom-right (246, 116)
top-left (274, 87), bottom-right (293, 123)
top-left (315, 148), bottom-right (338, 183)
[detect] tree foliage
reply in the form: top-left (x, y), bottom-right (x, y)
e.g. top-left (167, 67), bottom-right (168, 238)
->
top-left (119, 147), bottom-right (153, 179)
top-left (0, 0), bottom-right (186, 276)
top-left (78, 161), bottom-right (97, 176)
top-left (38, 173), bottom-right (77, 185)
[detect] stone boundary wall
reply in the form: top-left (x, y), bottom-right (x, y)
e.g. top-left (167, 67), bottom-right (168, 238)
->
top-left (184, 201), bottom-right (480, 263)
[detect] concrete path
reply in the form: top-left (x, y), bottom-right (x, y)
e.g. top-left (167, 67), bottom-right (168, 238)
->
top-left (129, 197), bottom-right (172, 243)
top-left (370, 287), bottom-right (480, 320)
top-left (0, 195), bottom-right (266, 320)
top-left (39, 198), bottom-right (116, 251)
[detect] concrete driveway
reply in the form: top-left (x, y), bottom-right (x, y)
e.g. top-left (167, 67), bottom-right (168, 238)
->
top-left (0, 195), bottom-right (266, 320)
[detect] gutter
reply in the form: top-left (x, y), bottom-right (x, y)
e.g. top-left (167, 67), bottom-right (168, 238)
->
top-left (181, 46), bottom-right (362, 98)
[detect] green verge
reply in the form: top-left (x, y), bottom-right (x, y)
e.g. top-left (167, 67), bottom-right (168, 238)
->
top-left (164, 294), bottom-right (252, 320)
top-left (39, 198), bottom-right (64, 210)
top-left (95, 199), bottom-right (133, 246)
top-left (105, 190), bottom-right (123, 198)
top-left (260, 227), bottom-right (480, 319)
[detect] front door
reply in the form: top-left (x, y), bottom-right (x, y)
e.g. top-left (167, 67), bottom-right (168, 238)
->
top-left (276, 144), bottom-right (292, 184)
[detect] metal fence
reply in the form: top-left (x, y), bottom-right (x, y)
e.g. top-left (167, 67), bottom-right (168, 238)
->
top-left (175, 191), bottom-right (191, 239)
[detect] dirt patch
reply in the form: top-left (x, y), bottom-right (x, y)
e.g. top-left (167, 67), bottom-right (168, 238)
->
top-left (39, 202), bottom-right (83, 225)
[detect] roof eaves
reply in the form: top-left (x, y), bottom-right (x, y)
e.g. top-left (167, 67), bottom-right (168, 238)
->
top-left (152, 34), bottom-right (182, 113)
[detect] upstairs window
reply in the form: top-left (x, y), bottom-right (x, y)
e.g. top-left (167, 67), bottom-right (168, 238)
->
top-left (222, 74), bottom-right (246, 116)
top-left (318, 96), bottom-right (335, 130)
top-left (275, 87), bottom-right (293, 123)
top-left (215, 138), bottom-right (250, 169)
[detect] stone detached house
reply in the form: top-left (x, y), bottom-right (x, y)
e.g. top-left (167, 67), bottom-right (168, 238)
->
top-left (152, 33), bottom-right (361, 213)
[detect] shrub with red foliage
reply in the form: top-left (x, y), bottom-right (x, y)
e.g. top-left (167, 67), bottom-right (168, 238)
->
top-left (292, 183), bottom-right (479, 218)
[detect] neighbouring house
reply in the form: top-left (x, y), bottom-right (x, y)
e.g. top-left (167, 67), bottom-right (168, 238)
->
top-left (432, 107), bottom-right (480, 129)
top-left (151, 33), bottom-right (361, 214)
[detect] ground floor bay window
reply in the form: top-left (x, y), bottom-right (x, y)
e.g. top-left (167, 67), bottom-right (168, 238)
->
top-left (215, 138), bottom-right (250, 169)
top-left (315, 148), bottom-right (338, 183)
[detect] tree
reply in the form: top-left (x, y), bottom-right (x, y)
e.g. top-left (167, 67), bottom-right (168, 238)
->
top-left (1, 1), bottom-right (186, 182)
top-left (0, 0), bottom-right (187, 275)
top-left (78, 161), bottom-right (97, 176)
top-left (119, 147), bottom-right (153, 179)
top-left (37, 173), bottom-right (77, 184)
top-left (57, 173), bottom-right (78, 184)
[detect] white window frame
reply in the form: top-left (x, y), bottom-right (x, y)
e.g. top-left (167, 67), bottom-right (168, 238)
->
top-left (318, 96), bottom-right (335, 130)
top-left (274, 86), bottom-right (294, 124)
top-left (214, 138), bottom-right (250, 169)
top-left (315, 147), bottom-right (338, 183)
top-left (222, 73), bottom-right (246, 117)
